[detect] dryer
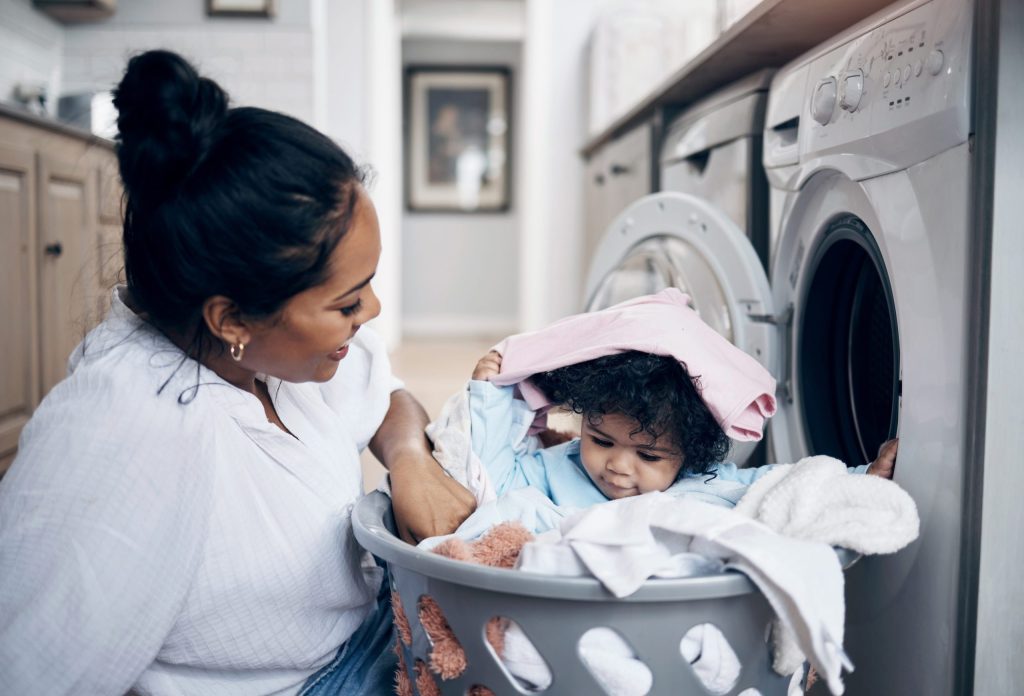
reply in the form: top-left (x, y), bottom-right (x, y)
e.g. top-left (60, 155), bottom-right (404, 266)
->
top-left (586, 71), bottom-right (778, 467)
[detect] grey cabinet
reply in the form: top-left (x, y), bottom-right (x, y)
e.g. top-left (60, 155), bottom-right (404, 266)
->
top-left (582, 121), bottom-right (654, 297)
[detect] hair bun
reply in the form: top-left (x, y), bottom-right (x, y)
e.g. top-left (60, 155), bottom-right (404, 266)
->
top-left (113, 50), bottom-right (228, 208)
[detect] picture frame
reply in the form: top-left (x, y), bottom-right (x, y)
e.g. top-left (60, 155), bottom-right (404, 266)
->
top-left (206, 0), bottom-right (275, 18)
top-left (405, 66), bottom-right (512, 213)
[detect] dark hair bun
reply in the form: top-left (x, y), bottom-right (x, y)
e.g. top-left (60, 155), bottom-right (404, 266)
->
top-left (113, 50), bottom-right (228, 208)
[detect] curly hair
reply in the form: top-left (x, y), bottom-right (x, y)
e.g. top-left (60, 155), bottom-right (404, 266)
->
top-left (529, 351), bottom-right (730, 477)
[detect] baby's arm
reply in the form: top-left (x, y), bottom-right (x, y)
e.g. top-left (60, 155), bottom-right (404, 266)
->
top-left (866, 438), bottom-right (898, 479)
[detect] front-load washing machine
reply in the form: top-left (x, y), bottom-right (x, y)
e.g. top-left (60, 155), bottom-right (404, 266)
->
top-left (762, 0), bottom-right (974, 692)
top-left (584, 0), bottom-right (975, 691)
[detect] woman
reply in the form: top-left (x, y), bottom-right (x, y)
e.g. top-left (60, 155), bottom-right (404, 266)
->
top-left (0, 50), bottom-right (474, 695)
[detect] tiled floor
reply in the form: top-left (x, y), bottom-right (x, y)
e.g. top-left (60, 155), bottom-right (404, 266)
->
top-left (360, 336), bottom-right (501, 491)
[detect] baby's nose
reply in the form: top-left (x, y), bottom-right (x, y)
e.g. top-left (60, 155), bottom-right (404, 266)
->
top-left (606, 454), bottom-right (634, 475)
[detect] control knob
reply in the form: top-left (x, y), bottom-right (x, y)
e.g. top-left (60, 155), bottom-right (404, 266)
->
top-left (812, 77), bottom-right (837, 125)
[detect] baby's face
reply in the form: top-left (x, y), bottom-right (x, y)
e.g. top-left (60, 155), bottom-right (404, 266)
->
top-left (579, 413), bottom-right (684, 499)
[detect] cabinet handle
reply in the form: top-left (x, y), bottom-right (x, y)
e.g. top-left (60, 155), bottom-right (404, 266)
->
top-left (609, 163), bottom-right (631, 176)
top-left (44, 242), bottom-right (63, 257)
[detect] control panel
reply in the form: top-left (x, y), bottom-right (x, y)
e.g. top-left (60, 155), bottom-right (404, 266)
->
top-left (800, 0), bottom-right (971, 170)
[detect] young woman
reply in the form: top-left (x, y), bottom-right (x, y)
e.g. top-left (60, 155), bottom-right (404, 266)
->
top-left (0, 50), bottom-right (474, 695)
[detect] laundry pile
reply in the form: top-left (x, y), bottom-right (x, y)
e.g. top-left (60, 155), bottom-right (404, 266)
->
top-left (394, 457), bottom-right (918, 696)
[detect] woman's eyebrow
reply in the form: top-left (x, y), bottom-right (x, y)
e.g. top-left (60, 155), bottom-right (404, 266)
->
top-left (332, 272), bottom-right (376, 301)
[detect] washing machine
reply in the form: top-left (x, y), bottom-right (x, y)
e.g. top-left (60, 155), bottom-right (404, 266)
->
top-left (584, 0), bottom-right (976, 691)
top-left (763, 0), bottom-right (973, 692)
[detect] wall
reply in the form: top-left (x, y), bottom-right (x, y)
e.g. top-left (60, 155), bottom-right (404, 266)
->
top-left (60, 0), bottom-right (316, 124)
top-left (519, 0), bottom-right (615, 329)
top-left (0, 0), bottom-right (63, 113)
top-left (400, 38), bottom-right (522, 336)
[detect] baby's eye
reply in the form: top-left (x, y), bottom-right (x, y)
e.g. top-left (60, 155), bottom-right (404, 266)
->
top-left (590, 436), bottom-right (613, 448)
top-left (339, 299), bottom-right (363, 317)
top-left (637, 452), bottom-right (662, 462)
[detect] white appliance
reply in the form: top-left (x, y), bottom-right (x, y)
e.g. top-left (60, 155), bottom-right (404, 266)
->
top-left (763, 0), bottom-right (972, 691)
top-left (584, 0), bottom-right (976, 691)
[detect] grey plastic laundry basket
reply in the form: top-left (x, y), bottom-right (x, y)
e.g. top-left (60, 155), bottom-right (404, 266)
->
top-left (353, 491), bottom-right (849, 696)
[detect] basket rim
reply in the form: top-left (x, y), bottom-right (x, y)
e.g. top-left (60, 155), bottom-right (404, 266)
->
top-left (354, 491), bottom-right (855, 602)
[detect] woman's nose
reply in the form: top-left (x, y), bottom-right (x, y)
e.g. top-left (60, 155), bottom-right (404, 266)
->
top-left (355, 285), bottom-right (382, 326)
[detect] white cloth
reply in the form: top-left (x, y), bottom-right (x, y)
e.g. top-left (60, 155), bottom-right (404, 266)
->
top-left (0, 286), bottom-right (403, 696)
top-left (734, 455), bottom-right (920, 554)
top-left (420, 384), bottom-right (500, 505)
top-left (734, 456), bottom-right (920, 681)
top-left (516, 493), bottom-right (851, 694)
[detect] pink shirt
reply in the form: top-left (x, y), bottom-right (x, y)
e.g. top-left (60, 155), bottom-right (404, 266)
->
top-left (491, 288), bottom-right (776, 441)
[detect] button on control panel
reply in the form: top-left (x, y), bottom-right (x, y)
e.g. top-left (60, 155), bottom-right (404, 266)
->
top-left (812, 77), bottom-right (837, 125)
top-left (841, 69), bottom-right (864, 111)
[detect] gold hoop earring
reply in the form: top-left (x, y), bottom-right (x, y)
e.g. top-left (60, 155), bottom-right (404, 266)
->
top-left (230, 342), bottom-right (245, 362)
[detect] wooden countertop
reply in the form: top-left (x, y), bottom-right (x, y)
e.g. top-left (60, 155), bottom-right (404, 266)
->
top-left (0, 101), bottom-right (114, 149)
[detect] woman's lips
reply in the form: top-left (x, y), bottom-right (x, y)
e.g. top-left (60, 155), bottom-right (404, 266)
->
top-left (328, 344), bottom-right (349, 361)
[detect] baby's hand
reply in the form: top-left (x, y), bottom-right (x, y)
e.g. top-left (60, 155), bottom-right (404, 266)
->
top-left (867, 438), bottom-right (898, 479)
top-left (472, 350), bottom-right (503, 381)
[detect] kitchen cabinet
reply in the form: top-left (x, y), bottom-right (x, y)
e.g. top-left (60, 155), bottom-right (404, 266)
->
top-left (0, 106), bottom-right (121, 475)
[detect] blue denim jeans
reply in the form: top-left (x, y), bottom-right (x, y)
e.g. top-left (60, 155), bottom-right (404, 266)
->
top-left (298, 567), bottom-right (397, 696)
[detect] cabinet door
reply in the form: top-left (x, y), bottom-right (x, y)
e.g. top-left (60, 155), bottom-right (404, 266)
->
top-left (37, 153), bottom-right (97, 398)
top-left (0, 146), bottom-right (39, 473)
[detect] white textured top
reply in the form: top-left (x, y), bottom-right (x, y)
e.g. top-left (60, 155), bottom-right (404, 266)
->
top-left (0, 287), bottom-right (403, 696)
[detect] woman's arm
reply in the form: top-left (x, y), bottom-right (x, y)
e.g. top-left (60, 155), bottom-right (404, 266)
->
top-left (369, 389), bottom-right (476, 544)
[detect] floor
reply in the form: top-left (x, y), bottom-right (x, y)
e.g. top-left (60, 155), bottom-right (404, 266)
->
top-left (360, 335), bottom-right (501, 491)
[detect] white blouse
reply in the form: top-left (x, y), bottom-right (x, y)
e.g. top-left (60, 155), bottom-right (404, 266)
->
top-left (0, 287), bottom-right (403, 696)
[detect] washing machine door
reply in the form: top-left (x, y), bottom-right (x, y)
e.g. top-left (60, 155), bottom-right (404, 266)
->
top-left (584, 192), bottom-right (784, 460)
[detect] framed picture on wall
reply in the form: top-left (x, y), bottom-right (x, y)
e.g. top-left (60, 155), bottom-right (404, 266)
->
top-left (206, 0), bottom-right (275, 18)
top-left (405, 66), bottom-right (511, 212)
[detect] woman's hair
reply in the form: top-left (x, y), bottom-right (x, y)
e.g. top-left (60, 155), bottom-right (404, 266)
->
top-left (530, 351), bottom-right (731, 477)
top-left (112, 49), bottom-right (365, 351)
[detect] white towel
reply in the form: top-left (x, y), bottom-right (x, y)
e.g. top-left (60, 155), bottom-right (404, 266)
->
top-left (734, 455), bottom-right (920, 681)
top-left (734, 455), bottom-right (920, 554)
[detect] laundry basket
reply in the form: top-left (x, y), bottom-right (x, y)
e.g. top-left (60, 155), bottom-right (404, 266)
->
top-left (353, 492), bottom-right (849, 696)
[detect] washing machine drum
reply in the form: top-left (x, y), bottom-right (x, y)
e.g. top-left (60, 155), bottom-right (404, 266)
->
top-left (583, 192), bottom-right (779, 461)
top-left (797, 215), bottom-right (900, 467)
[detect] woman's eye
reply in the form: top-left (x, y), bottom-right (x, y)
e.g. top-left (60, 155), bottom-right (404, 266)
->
top-left (591, 437), bottom-right (612, 448)
top-left (339, 299), bottom-right (363, 317)
top-left (637, 452), bottom-right (662, 463)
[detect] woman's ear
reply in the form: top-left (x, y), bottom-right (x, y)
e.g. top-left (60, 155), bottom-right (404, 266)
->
top-left (202, 295), bottom-right (252, 348)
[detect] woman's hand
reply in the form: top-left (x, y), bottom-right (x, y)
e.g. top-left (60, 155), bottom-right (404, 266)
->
top-left (370, 389), bottom-right (476, 544)
top-left (867, 438), bottom-right (899, 479)
top-left (472, 350), bottom-right (502, 381)
top-left (389, 454), bottom-right (476, 544)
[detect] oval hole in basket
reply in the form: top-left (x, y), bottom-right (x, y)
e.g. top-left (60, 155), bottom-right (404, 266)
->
top-left (485, 616), bottom-right (552, 693)
top-left (578, 627), bottom-right (653, 696)
top-left (679, 623), bottom-right (741, 695)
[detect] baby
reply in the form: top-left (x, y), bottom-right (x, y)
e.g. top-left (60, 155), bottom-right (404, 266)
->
top-left (471, 348), bottom-right (897, 508)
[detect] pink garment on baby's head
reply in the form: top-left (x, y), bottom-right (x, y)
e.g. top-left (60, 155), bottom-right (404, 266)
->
top-left (490, 288), bottom-right (776, 441)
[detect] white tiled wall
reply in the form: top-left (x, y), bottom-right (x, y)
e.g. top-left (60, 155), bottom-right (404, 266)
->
top-left (62, 16), bottom-right (316, 124)
top-left (0, 0), bottom-right (63, 114)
